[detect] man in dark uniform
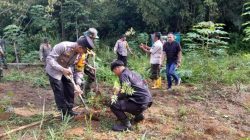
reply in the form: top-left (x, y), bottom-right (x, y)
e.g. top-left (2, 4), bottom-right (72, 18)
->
top-left (46, 37), bottom-right (94, 117)
top-left (110, 60), bottom-right (152, 131)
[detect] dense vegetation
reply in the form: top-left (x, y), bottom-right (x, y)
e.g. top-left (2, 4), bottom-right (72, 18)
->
top-left (0, 1), bottom-right (250, 139)
top-left (0, 0), bottom-right (249, 86)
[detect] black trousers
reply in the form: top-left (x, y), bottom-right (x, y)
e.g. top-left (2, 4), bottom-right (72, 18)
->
top-left (48, 75), bottom-right (75, 111)
top-left (150, 64), bottom-right (160, 80)
top-left (117, 53), bottom-right (127, 67)
top-left (110, 100), bottom-right (149, 120)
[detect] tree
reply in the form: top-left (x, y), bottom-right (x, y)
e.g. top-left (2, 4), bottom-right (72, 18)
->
top-left (242, 2), bottom-right (250, 41)
top-left (60, 0), bottom-right (93, 40)
top-left (184, 21), bottom-right (229, 55)
top-left (3, 24), bottom-right (26, 68)
top-left (28, 5), bottom-right (57, 35)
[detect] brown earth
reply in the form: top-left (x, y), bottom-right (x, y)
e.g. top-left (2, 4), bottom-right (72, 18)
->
top-left (0, 81), bottom-right (249, 140)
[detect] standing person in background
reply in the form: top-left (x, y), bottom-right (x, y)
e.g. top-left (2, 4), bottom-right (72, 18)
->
top-left (114, 34), bottom-right (133, 67)
top-left (139, 32), bottom-right (163, 89)
top-left (39, 38), bottom-right (52, 65)
top-left (162, 33), bottom-right (182, 91)
top-left (0, 44), bottom-right (4, 77)
top-left (0, 39), bottom-right (8, 69)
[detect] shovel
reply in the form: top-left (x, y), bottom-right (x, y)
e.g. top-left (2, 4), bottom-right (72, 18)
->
top-left (65, 75), bottom-right (89, 110)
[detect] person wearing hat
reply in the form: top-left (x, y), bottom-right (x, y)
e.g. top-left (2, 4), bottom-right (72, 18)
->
top-left (114, 34), bottom-right (133, 67)
top-left (110, 60), bottom-right (152, 131)
top-left (140, 32), bottom-right (163, 89)
top-left (46, 36), bottom-right (94, 117)
top-left (74, 28), bottom-right (99, 95)
top-left (83, 28), bottom-right (99, 40)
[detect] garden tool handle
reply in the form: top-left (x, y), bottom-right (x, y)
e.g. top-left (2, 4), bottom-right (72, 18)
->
top-left (65, 75), bottom-right (89, 109)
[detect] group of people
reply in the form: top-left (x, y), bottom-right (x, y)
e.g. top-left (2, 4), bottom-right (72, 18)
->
top-left (38, 29), bottom-right (182, 132)
top-left (114, 32), bottom-right (182, 90)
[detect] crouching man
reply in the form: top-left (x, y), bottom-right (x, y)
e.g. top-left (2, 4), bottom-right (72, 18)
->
top-left (110, 60), bottom-right (152, 131)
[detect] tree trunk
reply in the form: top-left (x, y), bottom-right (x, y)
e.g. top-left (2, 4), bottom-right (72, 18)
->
top-left (13, 42), bottom-right (19, 70)
top-left (60, 2), bottom-right (65, 40)
top-left (75, 19), bottom-right (79, 40)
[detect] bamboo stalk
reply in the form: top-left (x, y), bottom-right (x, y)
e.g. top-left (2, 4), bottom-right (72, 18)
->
top-left (0, 117), bottom-right (51, 138)
top-left (0, 105), bottom-right (81, 138)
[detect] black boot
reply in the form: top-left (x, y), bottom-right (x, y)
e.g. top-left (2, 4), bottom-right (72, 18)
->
top-left (112, 118), bottom-right (132, 132)
top-left (68, 108), bottom-right (79, 116)
top-left (131, 114), bottom-right (144, 125)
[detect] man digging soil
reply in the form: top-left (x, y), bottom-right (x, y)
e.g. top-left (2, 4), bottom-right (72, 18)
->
top-left (110, 60), bottom-right (152, 131)
top-left (46, 37), bottom-right (94, 119)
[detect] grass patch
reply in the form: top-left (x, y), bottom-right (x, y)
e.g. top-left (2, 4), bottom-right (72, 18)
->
top-left (2, 67), bottom-right (49, 88)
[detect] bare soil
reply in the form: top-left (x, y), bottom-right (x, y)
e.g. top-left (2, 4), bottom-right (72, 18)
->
top-left (0, 80), bottom-right (249, 140)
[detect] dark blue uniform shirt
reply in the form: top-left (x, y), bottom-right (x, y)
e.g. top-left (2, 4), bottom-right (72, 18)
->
top-left (118, 68), bottom-right (152, 105)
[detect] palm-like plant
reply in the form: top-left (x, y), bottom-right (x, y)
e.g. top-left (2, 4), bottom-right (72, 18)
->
top-left (242, 2), bottom-right (250, 41)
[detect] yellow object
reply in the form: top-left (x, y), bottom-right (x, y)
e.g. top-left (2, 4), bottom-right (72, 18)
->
top-left (75, 53), bottom-right (87, 72)
top-left (156, 77), bottom-right (162, 88)
top-left (151, 77), bottom-right (162, 89)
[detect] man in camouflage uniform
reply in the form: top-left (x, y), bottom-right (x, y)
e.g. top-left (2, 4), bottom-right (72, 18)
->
top-left (74, 28), bottom-right (99, 96)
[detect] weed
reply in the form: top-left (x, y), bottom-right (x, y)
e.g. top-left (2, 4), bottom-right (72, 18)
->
top-left (178, 106), bottom-right (188, 119)
top-left (189, 95), bottom-right (205, 102)
top-left (168, 125), bottom-right (185, 139)
top-left (2, 68), bottom-right (49, 88)
top-left (99, 116), bottom-right (113, 131)
top-left (84, 113), bottom-right (93, 138)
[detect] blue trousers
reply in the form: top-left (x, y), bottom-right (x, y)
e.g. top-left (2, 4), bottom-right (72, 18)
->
top-left (166, 62), bottom-right (179, 88)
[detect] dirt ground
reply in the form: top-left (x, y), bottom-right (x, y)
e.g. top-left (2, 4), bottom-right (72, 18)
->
top-left (0, 81), bottom-right (249, 140)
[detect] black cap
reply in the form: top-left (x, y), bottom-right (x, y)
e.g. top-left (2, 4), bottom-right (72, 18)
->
top-left (77, 36), bottom-right (94, 49)
top-left (110, 60), bottom-right (124, 71)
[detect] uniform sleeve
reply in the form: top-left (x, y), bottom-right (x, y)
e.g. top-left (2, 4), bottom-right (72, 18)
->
top-left (125, 41), bottom-right (129, 49)
top-left (46, 44), bottom-right (65, 72)
top-left (114, 41), bottom-right (119, 54)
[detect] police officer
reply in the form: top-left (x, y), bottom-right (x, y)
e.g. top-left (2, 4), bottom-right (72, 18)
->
top-left (39, 38), bottom-right (52, 65)
top-left (46, 37), bottom-right (94, 117)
